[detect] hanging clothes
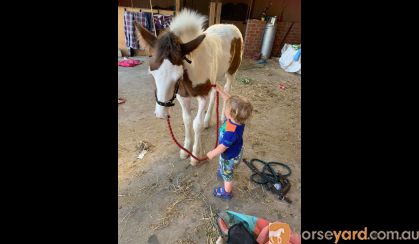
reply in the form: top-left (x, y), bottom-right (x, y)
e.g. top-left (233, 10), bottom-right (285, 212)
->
top-left (143, 12), bottom-right (155, 33)
top-left (124, 11), bottom-right (155, 51)
top-left (153, 14), bottom-right (172, 31)
top-left (124, 11), bottom-right (137, 50)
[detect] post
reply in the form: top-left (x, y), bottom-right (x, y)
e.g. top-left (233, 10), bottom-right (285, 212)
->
top-left (215, 2), bottom-right (222, 24)
top-left (209, 2), bottom-right (216, 26)
top-left (176, 0), bottom-right (180, 14)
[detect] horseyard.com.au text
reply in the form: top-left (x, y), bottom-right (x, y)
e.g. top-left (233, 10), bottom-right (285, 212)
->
top-left (301, 228), bottom-right (419, 243)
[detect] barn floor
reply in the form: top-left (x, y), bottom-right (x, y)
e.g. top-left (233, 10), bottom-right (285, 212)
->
top-left (118, 57), bottom-right (301, 244)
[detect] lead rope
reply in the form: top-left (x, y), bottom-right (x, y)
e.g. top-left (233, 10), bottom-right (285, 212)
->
top-left (166, 85), bottom-right (219, 162)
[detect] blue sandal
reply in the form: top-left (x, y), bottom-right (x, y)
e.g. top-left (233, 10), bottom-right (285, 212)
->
top-left (213, 186), bottom-right (232, 200)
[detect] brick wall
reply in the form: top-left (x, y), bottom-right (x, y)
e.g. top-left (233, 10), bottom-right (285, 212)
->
top-left (271, 22), bottom-right (301, 57)
top-left (243, 19), bottom-right (266, 59)
top-left (243, 19), bottom-right (301, 58)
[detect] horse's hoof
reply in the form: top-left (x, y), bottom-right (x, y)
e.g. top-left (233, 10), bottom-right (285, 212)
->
top-left (204, 121), bottom-right (210, 129)
top-left (180, 150), bottom-right (189, 159)
top-left (216, 236), bottom-right (225, 244)
top-left (190, 159), bottom-right (198, 166)
top-left (190, 158), bottom-right (208, 166)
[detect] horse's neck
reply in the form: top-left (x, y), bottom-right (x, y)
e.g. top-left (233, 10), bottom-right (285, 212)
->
top-left (183, 39), bottom-right (214, 86)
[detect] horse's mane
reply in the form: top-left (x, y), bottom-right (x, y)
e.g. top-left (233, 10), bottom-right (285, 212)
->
top-left (169, 8), bottom-right (207, 42)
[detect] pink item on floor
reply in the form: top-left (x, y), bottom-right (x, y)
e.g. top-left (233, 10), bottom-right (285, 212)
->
top-left (278, 84), bottom-right (286, 90)
top-left (118, 59), bottom-right (142, 67)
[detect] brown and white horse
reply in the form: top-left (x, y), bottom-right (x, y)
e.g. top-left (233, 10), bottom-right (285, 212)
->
top-left (135, 9), bottom-right (243, 165)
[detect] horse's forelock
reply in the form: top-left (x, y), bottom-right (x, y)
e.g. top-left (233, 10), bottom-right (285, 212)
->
top-left (149, 32), bottom-right (183, 71)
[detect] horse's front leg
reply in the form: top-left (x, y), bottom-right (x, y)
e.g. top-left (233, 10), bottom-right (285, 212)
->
top-left (191, 96), bottom-right (208, 166)
top-left (176, 95), bottom-right (193, 159)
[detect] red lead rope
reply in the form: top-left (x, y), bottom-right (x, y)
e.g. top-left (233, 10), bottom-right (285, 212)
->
top-left (166, 86), bottom-right (219, 162)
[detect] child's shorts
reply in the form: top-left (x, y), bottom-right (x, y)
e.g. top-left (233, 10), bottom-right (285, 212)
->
top-left (218, 148), bottom-right (244, 182)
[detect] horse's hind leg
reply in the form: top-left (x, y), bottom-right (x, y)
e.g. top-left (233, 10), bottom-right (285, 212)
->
top-left (221, 73), bottom-right (235, 121)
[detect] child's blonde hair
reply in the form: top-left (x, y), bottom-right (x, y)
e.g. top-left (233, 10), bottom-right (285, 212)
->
top-left (226, 95), bottom-right (253, 124)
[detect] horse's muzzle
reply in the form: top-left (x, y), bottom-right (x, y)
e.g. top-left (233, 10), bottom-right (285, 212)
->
top-left (154, 107), bottom-right (169, 119)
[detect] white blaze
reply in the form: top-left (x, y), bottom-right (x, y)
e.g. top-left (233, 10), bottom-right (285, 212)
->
top-left (149, 59), bottom-right (183, 118)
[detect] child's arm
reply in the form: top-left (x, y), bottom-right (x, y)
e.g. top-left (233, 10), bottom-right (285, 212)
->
top-left (215, 84), bottom-right (231, 101)
top-left (207, 144), bottom-right (228, 160)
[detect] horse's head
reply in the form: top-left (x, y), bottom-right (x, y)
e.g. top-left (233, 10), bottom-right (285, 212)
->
top-left (134, 22), bottom-right (205, 119)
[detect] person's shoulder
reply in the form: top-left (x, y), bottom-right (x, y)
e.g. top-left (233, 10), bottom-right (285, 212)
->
top-left (226, 119), bottom-right (237, 132)
top-left (237, 122), bottom-right (245, 130)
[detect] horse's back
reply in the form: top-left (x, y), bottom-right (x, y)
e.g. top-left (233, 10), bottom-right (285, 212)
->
top-left (205, 24), bottom-right (243, 43)
top-left (204, 24), bottom-right (243, 78)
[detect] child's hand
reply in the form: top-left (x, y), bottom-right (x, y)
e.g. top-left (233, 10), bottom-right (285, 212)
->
top-left (214, 84), bottom-right (231, 100)
top-left (214, 84), bottom-right (223, 93)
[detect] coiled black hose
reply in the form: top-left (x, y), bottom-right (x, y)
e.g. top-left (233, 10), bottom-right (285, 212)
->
top-left (248, 158), bottom-right (291, 185)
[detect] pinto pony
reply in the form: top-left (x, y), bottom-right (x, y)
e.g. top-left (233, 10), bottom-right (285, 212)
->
top-left (135, 9), bottom-right (243, 165)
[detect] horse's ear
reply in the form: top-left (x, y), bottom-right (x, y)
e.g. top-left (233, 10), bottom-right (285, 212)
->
top-left (134, 21), bottom-right (156, 51)
top-left (181, 34), bottom-right (206, 56)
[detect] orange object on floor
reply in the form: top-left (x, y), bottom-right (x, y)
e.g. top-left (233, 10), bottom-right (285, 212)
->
top-left (118, 98), bottom-right (126, 104)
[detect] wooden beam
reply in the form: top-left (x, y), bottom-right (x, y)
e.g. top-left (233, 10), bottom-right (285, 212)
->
top-left (215, 2), bottom-right (222, 24)
top-left (120, 6), bottom-right (175, 16)
top-left (246, 0), bottom-right (254, 20)
top-left (149, 0), bottom-right (157, 37)
top-left (209, 2), bottom-right (216, 26)
top-left (176, 0), bottom-right (180, 14)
